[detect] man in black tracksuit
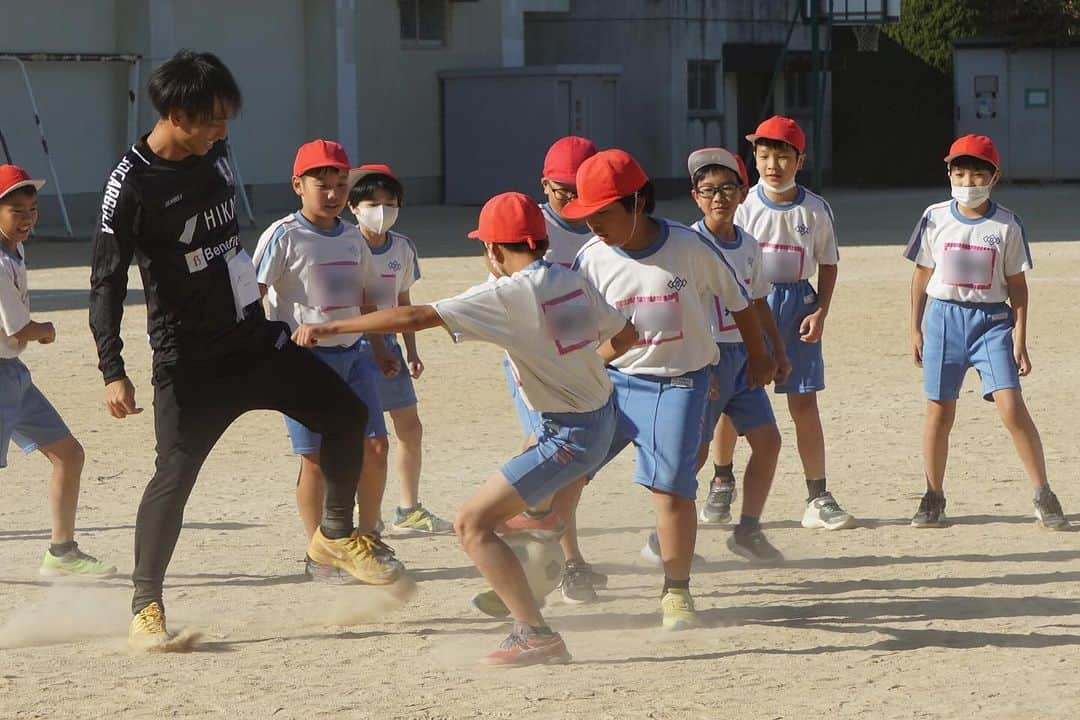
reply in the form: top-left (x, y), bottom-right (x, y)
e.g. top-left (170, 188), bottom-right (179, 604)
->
top-left (89, 51), bottom-right (402, 650)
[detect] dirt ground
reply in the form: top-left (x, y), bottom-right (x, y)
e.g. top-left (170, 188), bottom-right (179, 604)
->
top-left (1, 186), bottom-right (1078, 719)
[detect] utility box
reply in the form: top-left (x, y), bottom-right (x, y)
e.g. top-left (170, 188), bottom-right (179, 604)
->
top-left (440, 65), bottom-right (621, 204)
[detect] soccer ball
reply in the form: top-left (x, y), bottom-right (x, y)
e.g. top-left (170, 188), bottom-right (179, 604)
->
top-left (505, 533), bottom-right (564, 602)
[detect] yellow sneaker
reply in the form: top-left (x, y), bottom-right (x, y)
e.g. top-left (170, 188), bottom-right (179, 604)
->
top-left (307, 528), bottom-right (403, 585)
top-left (128, 602), bottom-right (172, 650)
top-left (661, 588), bottom-right (697, 631)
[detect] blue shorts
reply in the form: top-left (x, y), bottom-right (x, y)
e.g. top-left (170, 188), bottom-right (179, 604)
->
top-left (769, 279), bottom-right (825, 394)
top-left (0, 357), bottom-right (71, 468)
top-left (284, 341), bottom-right (387, 455)
top-left (704, 343), bottom-right (777, 437)
top-left (593, 366), bottom-right (711, 499)
top-left (503, 354), bottom-right (543, 438)
top-left (922, 299), bottom-right (1020, 402)
top-left (501, 395), bottom-right (616, 506)
top-left (360, 337), bottom-right (418, 412)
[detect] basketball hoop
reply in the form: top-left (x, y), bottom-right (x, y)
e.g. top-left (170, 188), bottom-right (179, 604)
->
top-left (852, 24), bottom-right (880, 52)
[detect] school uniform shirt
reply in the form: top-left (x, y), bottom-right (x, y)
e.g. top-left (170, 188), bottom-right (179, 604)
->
top-left (0, 242), bottom-right (31, 358)
top-left (541, 203), bottom-right (594, 269)
top-left (692, 220), bottom-right (769, 343)
top-left (902, 200), bottom-right (1032, 304)
top-left (253, 212), bottom-right (374, 347)
top-left (735, 184), bottom-right (839, 284)
top-left (434, 260), bottom-right (625, 414)
top-left (362, 230), bottom-right (421, 310)
top-left (572, 219), bottom-right (750, 377)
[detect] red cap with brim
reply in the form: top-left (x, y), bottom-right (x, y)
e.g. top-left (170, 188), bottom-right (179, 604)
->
top-left (745, 115), bottom-right (806, 154)
top-left (467, 192), bottom-right (548, 249)
top-left (944, 134), bottom-right (1000, 170)
top-left (293, 139), bottom-right (350, 177)
top-left (561, 149), bottom-right (649, 221)
top-left (347, 163), bottom-right (396, 191)
top-left (0, 165), bottom-right (45, 200)
top-left (543, 136), bottom-right (598, 185)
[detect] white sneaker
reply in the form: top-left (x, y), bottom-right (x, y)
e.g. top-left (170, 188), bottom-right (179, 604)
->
top-left (801, 492), bottom-right (856, 530)
top-left (639, 531), bottom-right (663, 567)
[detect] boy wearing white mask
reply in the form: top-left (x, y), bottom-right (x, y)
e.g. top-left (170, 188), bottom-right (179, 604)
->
top-left (903, 134), bottom-right (1068, 530)
top-left (347, 165), bottom-right (452, 534)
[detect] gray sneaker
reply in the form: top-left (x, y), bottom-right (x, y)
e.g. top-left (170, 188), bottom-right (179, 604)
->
top-left (911, 491), bottom-right (948, 528)
top-left (559, 560), bottom-right (598, 604)
top-left (802, 491), bottom-right (857, 530)
top-left (727, 528), bottom-right (784, 565)
top-left (699, 480), bottom-right (736, 525)
top-left (1034, 490), bottom-right (1070, 531)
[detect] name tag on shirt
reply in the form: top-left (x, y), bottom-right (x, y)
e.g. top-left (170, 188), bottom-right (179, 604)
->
top-left (227, 249), bottom-right (260, 321)
top-left (942, 243), bottom-right (995, 290)
top-left (617, 292), bottom-right (684, 347)
top-left (761, 243), bottom-right (805, 284)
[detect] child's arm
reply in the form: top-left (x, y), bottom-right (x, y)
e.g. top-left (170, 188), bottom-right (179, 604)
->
top-left (294, 305), bottom-right (444, 347)
top-left (397, 290), bottom-right (424, 379)
top-left (731, 306), bottom-right (777, 389)
top-left (754, 298), bottom-right (790, 384)
top-left (1005, 272), bottom-right (1031, 376)
top-left (800, 263), bottom-right (836, 343)
top-left (12, 320), bottom-right (56, 344)
top-left (910, 265), bottom-right (933, 367)
top-left (597, 321), bottom-right (638, 364)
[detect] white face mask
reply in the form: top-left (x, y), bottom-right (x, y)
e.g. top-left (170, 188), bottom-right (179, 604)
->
top-left (356, 204), bottom-right (399, 235)
top-left (951, 184), bottom-right (992, 209)
top-left (766, 177), bottom-right (797, 193)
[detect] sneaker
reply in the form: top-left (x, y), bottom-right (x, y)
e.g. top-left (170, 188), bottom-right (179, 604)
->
top-left (699, 480), bottom-right (736, 525)
top-left (128, 602), bottom-right (172, 651)
top-left (392, 505), bottom-right (454, 535)
top-left (39, 544), bottom-right (117, 578)
top-left (481, 621), bottom-right (571, 666)
top-left (660, 588), bottom-right (697, 631)
top-left (304, 554), bottom-right (355, 584)
top-left (470, 588), bottom-right (547, 619)
top-left (559, 560), bottom-right (598, 604)
top-left (801, 492), bottom-right (857, 530)
top-left (497, 510), bottom-right (564, 541)
top-left (306, 528), bottom-right (404, 585)
top-left (727, 528), bottom-right (784, 565)
top-left (1034, 490), bottom-right (1070, 531)
top-left (910, 491), bottom-right (948, 528)
top-left (639, 531), bottom-right (705, 567)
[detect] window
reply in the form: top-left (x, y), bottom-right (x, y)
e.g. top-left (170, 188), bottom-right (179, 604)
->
top-left (400, 0), bottom-right (446, 46)
top-left (687, 61), bottom-right (719, 112)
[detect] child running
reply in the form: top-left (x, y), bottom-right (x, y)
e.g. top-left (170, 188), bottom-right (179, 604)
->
top-left (903, 134), bottom-right (1069, 529)
top-left (293, 192), bottom-right (637, 666)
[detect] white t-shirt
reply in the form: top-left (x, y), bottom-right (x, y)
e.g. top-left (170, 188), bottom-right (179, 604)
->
top-left (253, 212), bottom-right (373, 347)
top-left (692, 220), bottom-right (769, 343)
top-left (572, 219), bottom-right (750, 376)
top-left (541, 203), bottom-right (594, 269)
top-left (903, 200), bottom-right (1032, 304)
top-left (735, 184), bottom-right (839, 284)
top-left (362, 230), bottom-right (420, 310)
top-left (0, 243), bottom-right (31, 359)
top-left (434, 260), bottom-right (625, 414)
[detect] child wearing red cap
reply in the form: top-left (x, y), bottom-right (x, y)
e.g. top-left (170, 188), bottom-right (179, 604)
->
top-left (293, 191), bottom-right (638, 666)
top-left (566, 149), bottom-right (776, 630)
top-left (0, 165), bottom-right (115, 579)
top-left (345, 164), bottom-right (453, 536)
top-left (252, 140), bottom-right (407, 581)
top-left (902, 134), bottom-right (1068, 529)
top-left (735, 115), bottom-right (856, 531)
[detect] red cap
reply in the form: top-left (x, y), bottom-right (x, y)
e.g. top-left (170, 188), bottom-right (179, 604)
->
top-left (293, 139), bottom-right (350, 177)
top-left (561, 149), bottom-right (649, 220)
top-left (543, 136), bottom-right (598, 185)
top-left (468, 192), bottom-right (548, 248)
top-left (347, 163), bottom-right (396, 190)
top-left (687, 147), bottom-right (748, 186)
top-left (0, 165), bottom-right (45, 200)
top-left (944, 134), bottom-right (1000, 170)
top-left (746, 115), bottom-right (806, 154)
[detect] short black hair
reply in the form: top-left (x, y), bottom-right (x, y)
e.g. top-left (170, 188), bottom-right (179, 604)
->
top-left (491, 237), bottom-right (550, 255)
top-left (302, 166), bottom-right (348, 181)
top-left (148, 50), bottom-right (242, 120)
top-left (753, 138), bottom-right (801, 156)
top-left (617, 180), bottom-right (656, 215)
top-left (0, 186), bottom-right (38, 202)
top-left (692, 164), bottom-right (743, 189)
top-left (948, 155), bottom-right (998, 175)
top-left (349, 173), bottom-right (405, 207)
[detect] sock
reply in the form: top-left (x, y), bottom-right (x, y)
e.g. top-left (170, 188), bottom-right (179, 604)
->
top-left (806, 477), bottom-right (827, 499)
top-left (319, 513), bottom-right (352, 540)
top-left (528, 624), bottom-right (554, 636)
top-left (524, 508), bottom-right (551, 519)
top-left (662, 576), bottom-right (690, 594)
top-left (49, 540), bottom-right (77, 557)
top-left (713, 463), bottom-right (735, 482)
top-left (397, 505), bottom-right (418, 515)
top-left (1034, 484), bottom-right (1053, 502)
top-left (737, 515), bottom-right (760, 533)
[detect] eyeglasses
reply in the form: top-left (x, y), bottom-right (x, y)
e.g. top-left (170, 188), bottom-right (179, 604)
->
top-left (547, 186), bottom-right (577, 202)
top-left (694, 184), bottom-right (743, 199)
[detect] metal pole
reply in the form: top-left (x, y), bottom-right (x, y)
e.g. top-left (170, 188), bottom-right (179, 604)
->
top-left (810, 11), bottom-right (822, 192)
top-left (226, 140), bottom-right (257, 229)
top-left (0, 125), bottom-right (12, 164)
top-left (758, 1), bottom-right (804, 123)
top-left (128, 59), bottom-right (141, 146)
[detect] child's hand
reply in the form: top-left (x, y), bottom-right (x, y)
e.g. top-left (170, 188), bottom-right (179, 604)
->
top-left (1014, 343), bottom-right (1032, 376)
top-left (37, 322), bottom-right (56, 344)
top-left (799, 308), bottom-right (826, 343)
top-left (912, 331), bottom-right (924, 367)
top-left (376, 354), bottom-right (401, 378)
top-left (407, 354), bottom-right (425, 379)
top-left (773, 350), bottom-right (792, 385)
top-left (105, 377), bottom-right (142, 419)
top-left (746, 349), bottom-right (778, 389)
top-left (292, 324), bottom-right (319, 347)
top-left (708, 371), bottom-right (720, 400)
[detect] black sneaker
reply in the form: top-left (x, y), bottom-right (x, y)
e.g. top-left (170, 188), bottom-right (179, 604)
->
top-left (726, 528), bottom-right (784, 565)
top-left (1034, 490), bottom-right (1070, 531)
top-left (911, 491), bottom-right (948, 528)
top-left (559, 560), bottom-right (598, 604)
top-left (699, 480), bottom-right (736, 525)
